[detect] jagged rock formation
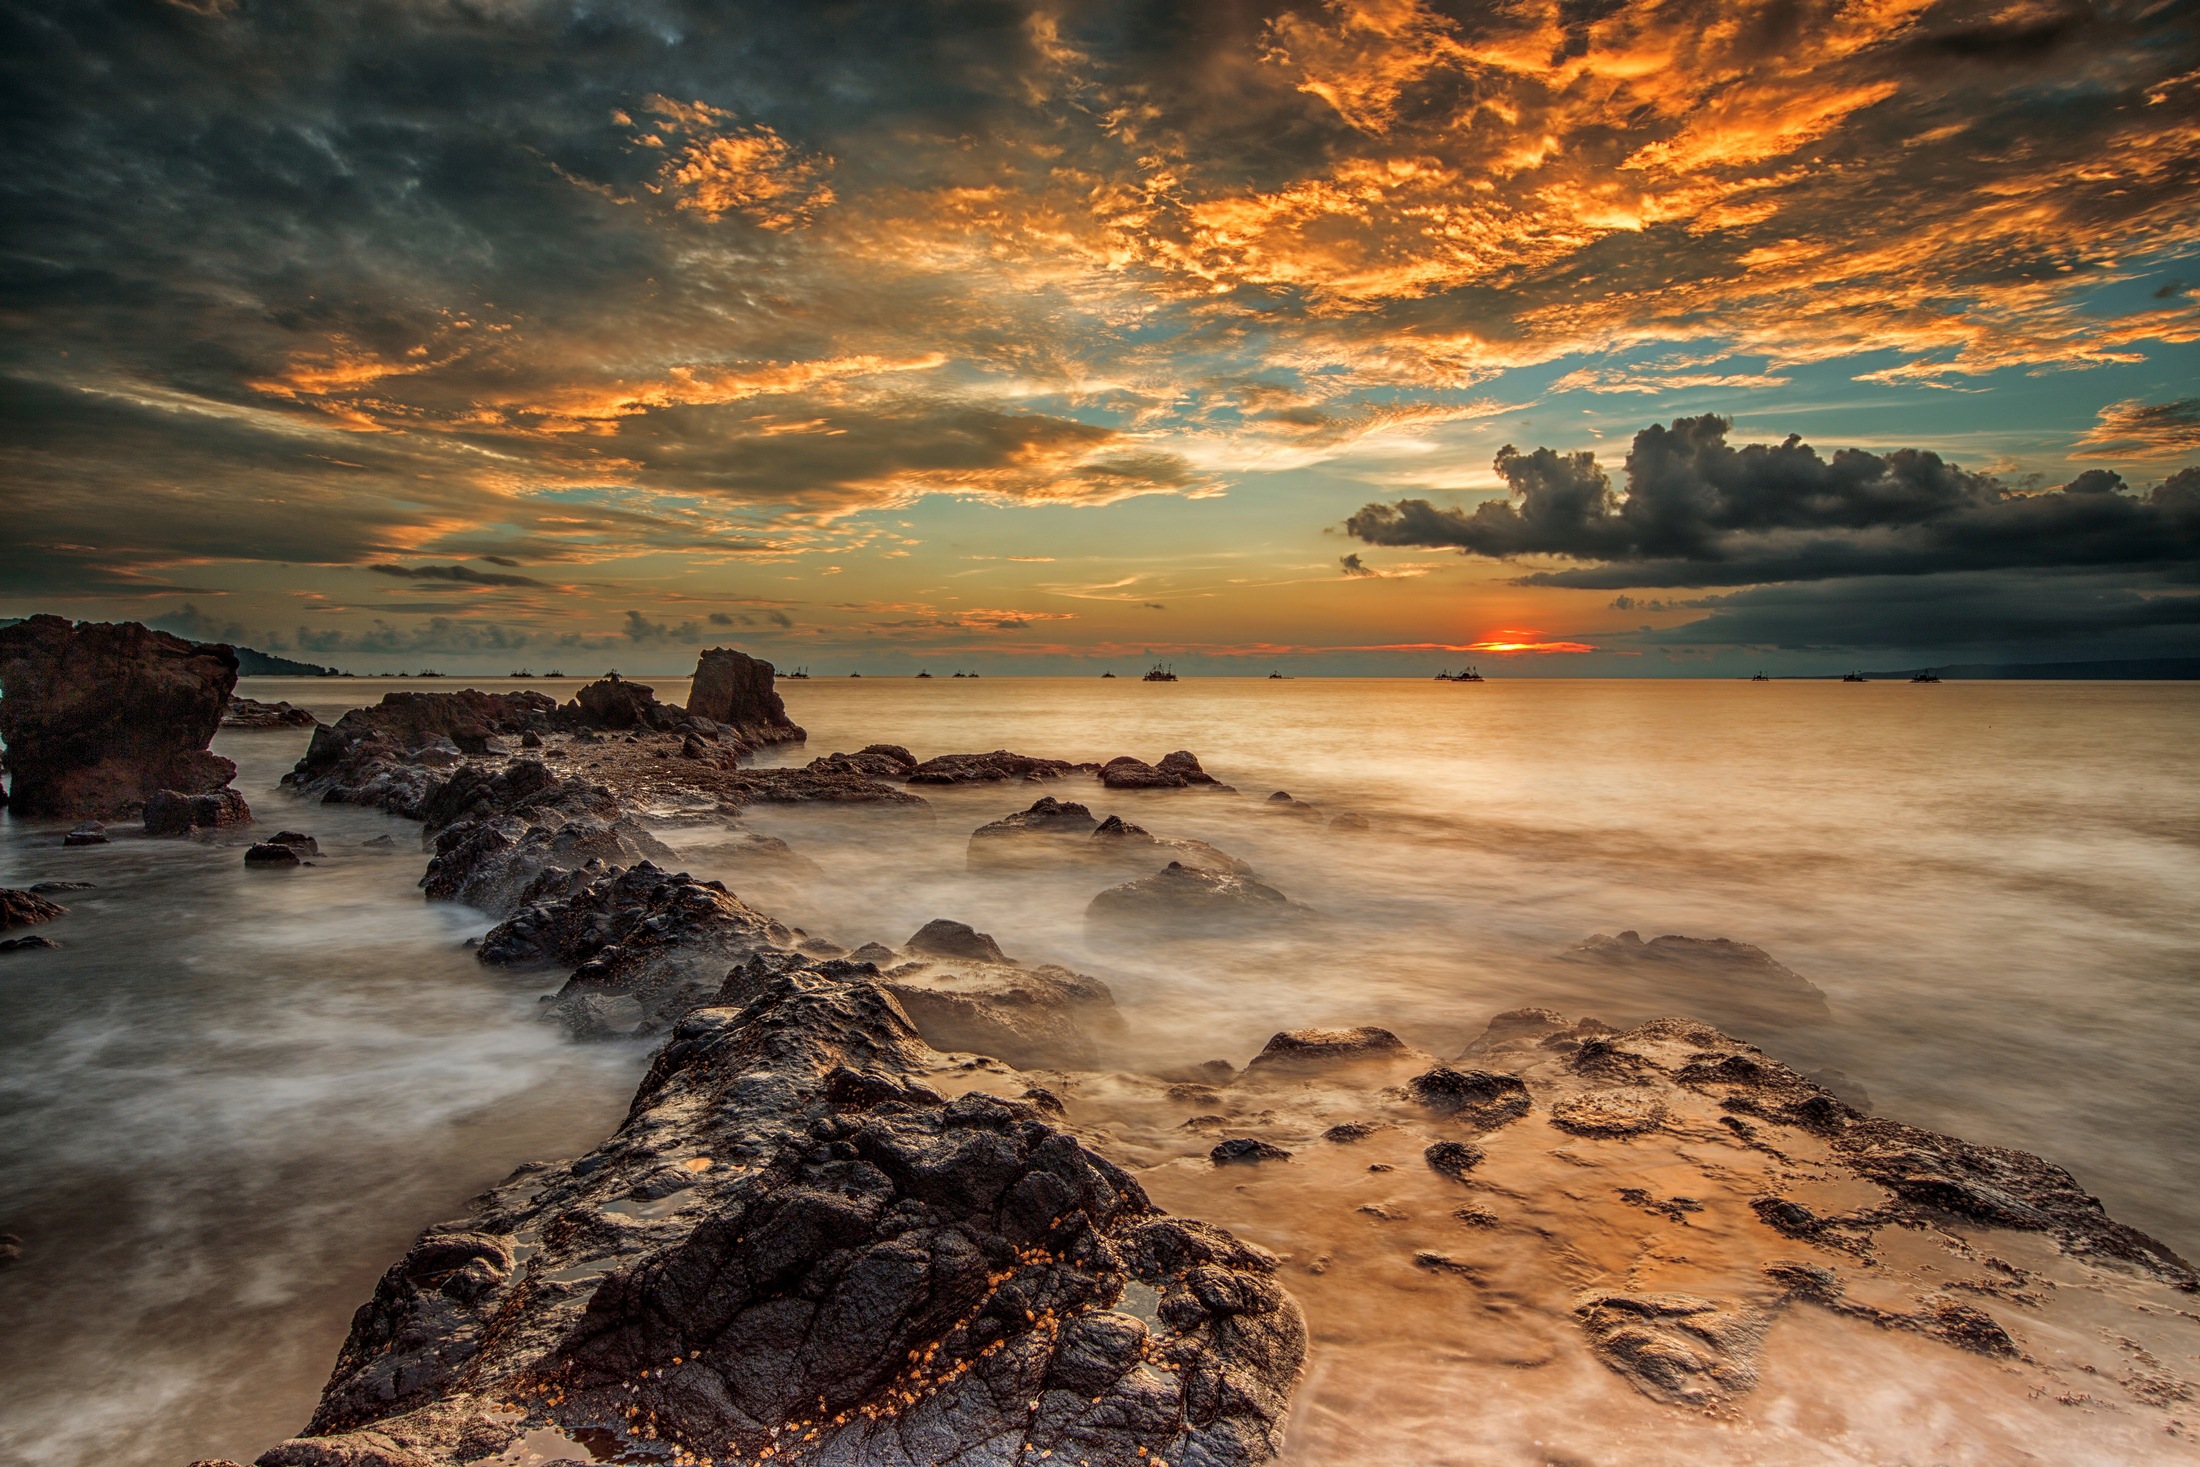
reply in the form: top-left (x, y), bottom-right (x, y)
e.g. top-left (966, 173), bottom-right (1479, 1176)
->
top-left (687, 647), bottom-right (807, 745)
top-left (224, 696), bottom-right (321, 729)
top-left (286, 690), bottom-right (561, 816)
top-left (568, 674), bottom-right (675, 731)
top-left (968, 799), bottom-right (1249, 877)
top-left (1, 888), bottom-right (68, 930)
top-left (1099, 751), bottom-right (1231, 791)
top-left (0, 615), bottom-right (239, 817)
top-left (253, 973), bottom-right (1306, 1467)
top-left (804, 744), bottom-right (918, 780)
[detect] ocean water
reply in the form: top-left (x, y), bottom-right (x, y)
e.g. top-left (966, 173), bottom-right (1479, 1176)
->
top-left (3, 674), bottom-right (2195, 1464)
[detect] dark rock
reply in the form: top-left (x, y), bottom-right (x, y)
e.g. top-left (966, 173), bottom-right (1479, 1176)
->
top-left (144, 787), bottom-right (254, 836)
top-left (1086, 862), bottom-right (1304, 936)
top-left (361, 835), bottom-right (396, 848)
top-left (262, 973), bottom-right (1305, 1467)
top-left (879, 960), bottom-right (1123, 1070)
top-left (0, 934), bottom-right (62, 953)
top-left (245, 843), bottom-right (304, 868)
top-left (269, 831), bottom-right (322, 857)
top-left (967, 795), bottom-right (1100, 866)
top-left (1327, 811), bottom-right (1371, 832)
top-left (1423, 1140), bottom-right (1486, 1180)
top-left (685, 647), bottom-right (806, 745)
top-left (225, 696), bottom-right (321, 729)
top-left (28, 881), bottom-right (95, 894)
top-left (285, 690), bottom-right (559, 816)
top-left (803, 743), bottom-right (917, 780)
top-left (63, 822), bottom-right (110, 846)
top-left (1574, 1292), bottom-right (1771, 1407)
top-left (519, 730), bottom-right (543, 748)
top-left (1, 888), bottom-right (68, 929)
top-left (903, 917), bottom-right (1009, 965)
top-left (848, 941), bottom-right (899, 966)
top-left (1211, 1137), bottom-right (1293, 1164)
top-left (905, 749), bottom-right (1090, 785)
top-left (1087, 815), bottom-right (1250, 876)
top-left (1099, 755), bottom-right (1185, 790)
top-left (1407, 1067), bottom-right (1532, 1129)
top-left (0, 615), bottom-right (239, 817)
top-left (1156, 750), bottom-right (1226, 786)
top-left (567, 674), bottom-right (674, 732)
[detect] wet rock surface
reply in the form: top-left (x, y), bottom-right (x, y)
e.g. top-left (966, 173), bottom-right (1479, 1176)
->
top-left (0, 615), bottom-right (240, 817)
top-left (144, 787), bottom-right (254, 837)
top-left (686, 647), bottom-right (807, 746)
top-left (1, 888), bottom-right (69, 929)
top-left (905, 750), bottom-right (1095, 785)
top-left (262, 973), bottom-right (1305, 1467)
top-left (1563, 930), bottom-right (1834, 1034)
top-left (968, 799), bottom-right (1249, 878)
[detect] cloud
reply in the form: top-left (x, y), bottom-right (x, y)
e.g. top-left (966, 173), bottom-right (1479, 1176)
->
top-left (708, 609), bottom-right (796, 629)
top-left (1633, 573), bottom-right (2200, 652)
top-left (1339, 553), bottom-right (1377, 578)
top-left (147, 603), bottom-right (249, 645)
top-left (369, 563), bottom-right (550, 588)
top-left (1346, 417), bottom-right (2200, 587)
top-left (2072, 399), bottom-right (2200, 460)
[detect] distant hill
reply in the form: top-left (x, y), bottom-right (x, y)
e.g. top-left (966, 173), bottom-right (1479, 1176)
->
top-left (1840, 658), bottom-right (2200, 680)
top-left (229, 645), bottom-right (340, 677)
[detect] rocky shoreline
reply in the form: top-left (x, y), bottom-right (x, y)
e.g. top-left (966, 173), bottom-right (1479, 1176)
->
top-left (3, 622), bottom-right (2197, 1464)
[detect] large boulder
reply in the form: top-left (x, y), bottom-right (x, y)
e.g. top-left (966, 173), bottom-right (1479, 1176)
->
top-left (0, 615), bottom-right (238, 817)
top-left (967, 795), bottom-right (1101, 867)
top-left (254, 973), bottom-right (1306, 1467)
top-left (143, 787), bottom-right (253, 836)
top-left (567, 674), bottom-right (673, 732)
top-left (686, 647), bottom-right (806, 744)
top-left (223, 696), bottom-right (320, 729)
top-left (906, 749), bottom-right (1093, 785)
top-left (284, 690), bottom-right (559, 816)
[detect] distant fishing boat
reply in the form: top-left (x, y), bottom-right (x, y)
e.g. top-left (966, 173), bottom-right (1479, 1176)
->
top-left (780, 666), bottom-right (809, 679)
top-left (849, 672), bottom-right (862, 677)
top-left (1100, 671), bottom-right (1116, 678)
top-left (1143, 664), bottom-right (1178, 682)
top-left (951, 671), bottom-right (968, 678)
top-left (416, 669), bottom-right (445, 678)
top-left (1268, 670), bottom-right (1289, 679)
top-left (546, 669), bottom-right (565, 677)
top-left (915, 670), bottom-right (933, 679)
top-left (1751, 672), bottom-right (1770, 682)
top-left (1910, 670), bottom-right (1942, 683)
top-left (509, 668), bottom-right (534, 678)
top-left (1436, 667), bottom-right (1483, 682)
top-left (1842, 671), bottom-right (1867, 683)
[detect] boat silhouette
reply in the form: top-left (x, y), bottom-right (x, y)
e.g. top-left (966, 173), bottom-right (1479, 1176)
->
top-left (1751, 672), bottom-right (1770, 682)
top-left (1143, 663), bottom-right (1178, 682)
top-left (1910, 670), bottom-right (1941, 683)
top-left (1842, 671), bottom-right (1867, 682)
top-left (1435, 667), bottom-right (1484, 682)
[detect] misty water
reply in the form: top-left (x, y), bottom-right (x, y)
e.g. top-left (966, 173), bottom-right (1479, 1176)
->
top-left (3, 675), bottom-right (2197, 1465)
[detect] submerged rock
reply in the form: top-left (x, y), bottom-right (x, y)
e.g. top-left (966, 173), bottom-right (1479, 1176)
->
top-left (905, 749), bottom-right (1092, 785)
top-left (244, 842), bottom-right (303, 868)
top-left (1562, 930), bottom-right (1833, 1033)
top-left (967, 795), bottom-right (1100, 866)
top-left (63, 822), bottom-right (109, 846)
top-left (1086, 862), bottom-right (1305, 937)
top-left (1099, 750), bottom-right (1231, 791)
top-left (903, 917), bottom-right (1010, 965)
top-left (0, 615), bottom-right (239, 818)
top-left (224, 696), bottom-right (321, 729)
top-left (0, 933), bottom-right (61, 953)
top-left (1, 888), bottom-right (68, 929)
top-left (258, 973), bottom-right (1305, 1467)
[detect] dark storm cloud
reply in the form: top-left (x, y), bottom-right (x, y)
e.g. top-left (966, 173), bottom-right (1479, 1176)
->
top-left (369, 563), bottom-right (550, 589)
top-left (710, 610), bottom-right (795, 629)
top-left (1633, 573), bottom-right (2200, 652)
top-left (1346, 417), bottom-right (2200, 589)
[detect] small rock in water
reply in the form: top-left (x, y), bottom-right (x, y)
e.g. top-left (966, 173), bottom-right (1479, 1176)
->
top-left (267, 830), bottom-right (321, 857)
top-left (28, 881), bottom-right (95, 894)
top-left (361, 834), bottom-right (395, 847)
top-left (64, 821), bottom-right (110, 846)
top-left (0, 934), bottom-right (62, 953)
top-left (903, 916), bottom-right (1010, 964)
top-left (1211, 1136), bottom-right (1293, 1164)
top-left (1424, 1140), bottom-right (1486, 1180)
top-left (243, 843), bottom-right (303, 868)
top-left (1, 888), bottom-right (69, 929)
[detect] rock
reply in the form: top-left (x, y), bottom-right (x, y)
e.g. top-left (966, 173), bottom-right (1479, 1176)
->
top-left (848, 941), bottom-right (899, 966)
top-left (967, 795), bottom-right (1101, 866)
top-left (1211, 1137), bottom-right (1292, 1164)
top-left (245, 843), bottom-right (304, 868)
top-left (0, 615), bottom-right (239, 817)
top-left (1549, 1089), bottom-right (1667, 1137)
top-left (285, 690), bottom-right (559, 816)
top-left (0, 934), bottom-right (61, 953)
top-left (28, 881), bottom-right (94, 894)
top-left (684, 647), bottom-right (807, 745)
top-left (1087, 862), bottom-right (1306, 938)
top-left (63, 822), bottom-right (109, 846)
top-left (1562, 931), bottom-right (1832, 1033)
top-left (479, 863), bottom-right (788, 1040)
top-left (1423, 1140), bottom-right (1486, 1180)
top-left (803, 743), bottom-right (917, 780)
top-left (1157, 750), bottom-right (1226, 786)
top-left (1242, 1026), bottom-right (1411, 1077)
top-left (268, 831), bottom-right (322, 857)
top-left (518, 730), bottom-right (543, 749)
top-left (0, 888), bottom-right (68, 929)
top-left (905, 749), bottom-right (1091, 785)
top-left (865, 948), bottom-right (1123, 1070)
top-left (143, 787), bottom-right (254, 836)
top-left (1407, 1067), bottom-right (1532, 1129)
top-left (1574, 1292), bottom-right (1772, 1408)
top-left (1327, 811), bottom-right (1370, 833)
top-left (259, 972), bottom-right (1305, 1467)
top-left (566, 674), bottom-right (673, 732)
top-left (225, 695), bottom-right (321, 728)
top-left (361, 835), bottom-right (396, 848)
top-left (1086, 815), bottom-right (1250, 876)
top-left (1099, 756), bottom-right (1184, 789)
top-left (903, 917), bottom-right (1010, 964)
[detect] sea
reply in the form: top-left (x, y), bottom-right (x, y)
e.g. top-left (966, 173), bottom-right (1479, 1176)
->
top-left (2, 674), bottom-right (2195, 1466)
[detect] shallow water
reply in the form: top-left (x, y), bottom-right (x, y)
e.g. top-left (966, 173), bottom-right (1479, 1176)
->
top-left (4, 674), bottom-right (2196, 1464)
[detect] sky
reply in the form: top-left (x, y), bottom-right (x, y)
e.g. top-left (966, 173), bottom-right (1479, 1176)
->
top-left (3, 0), bottom-right (2198, 676)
